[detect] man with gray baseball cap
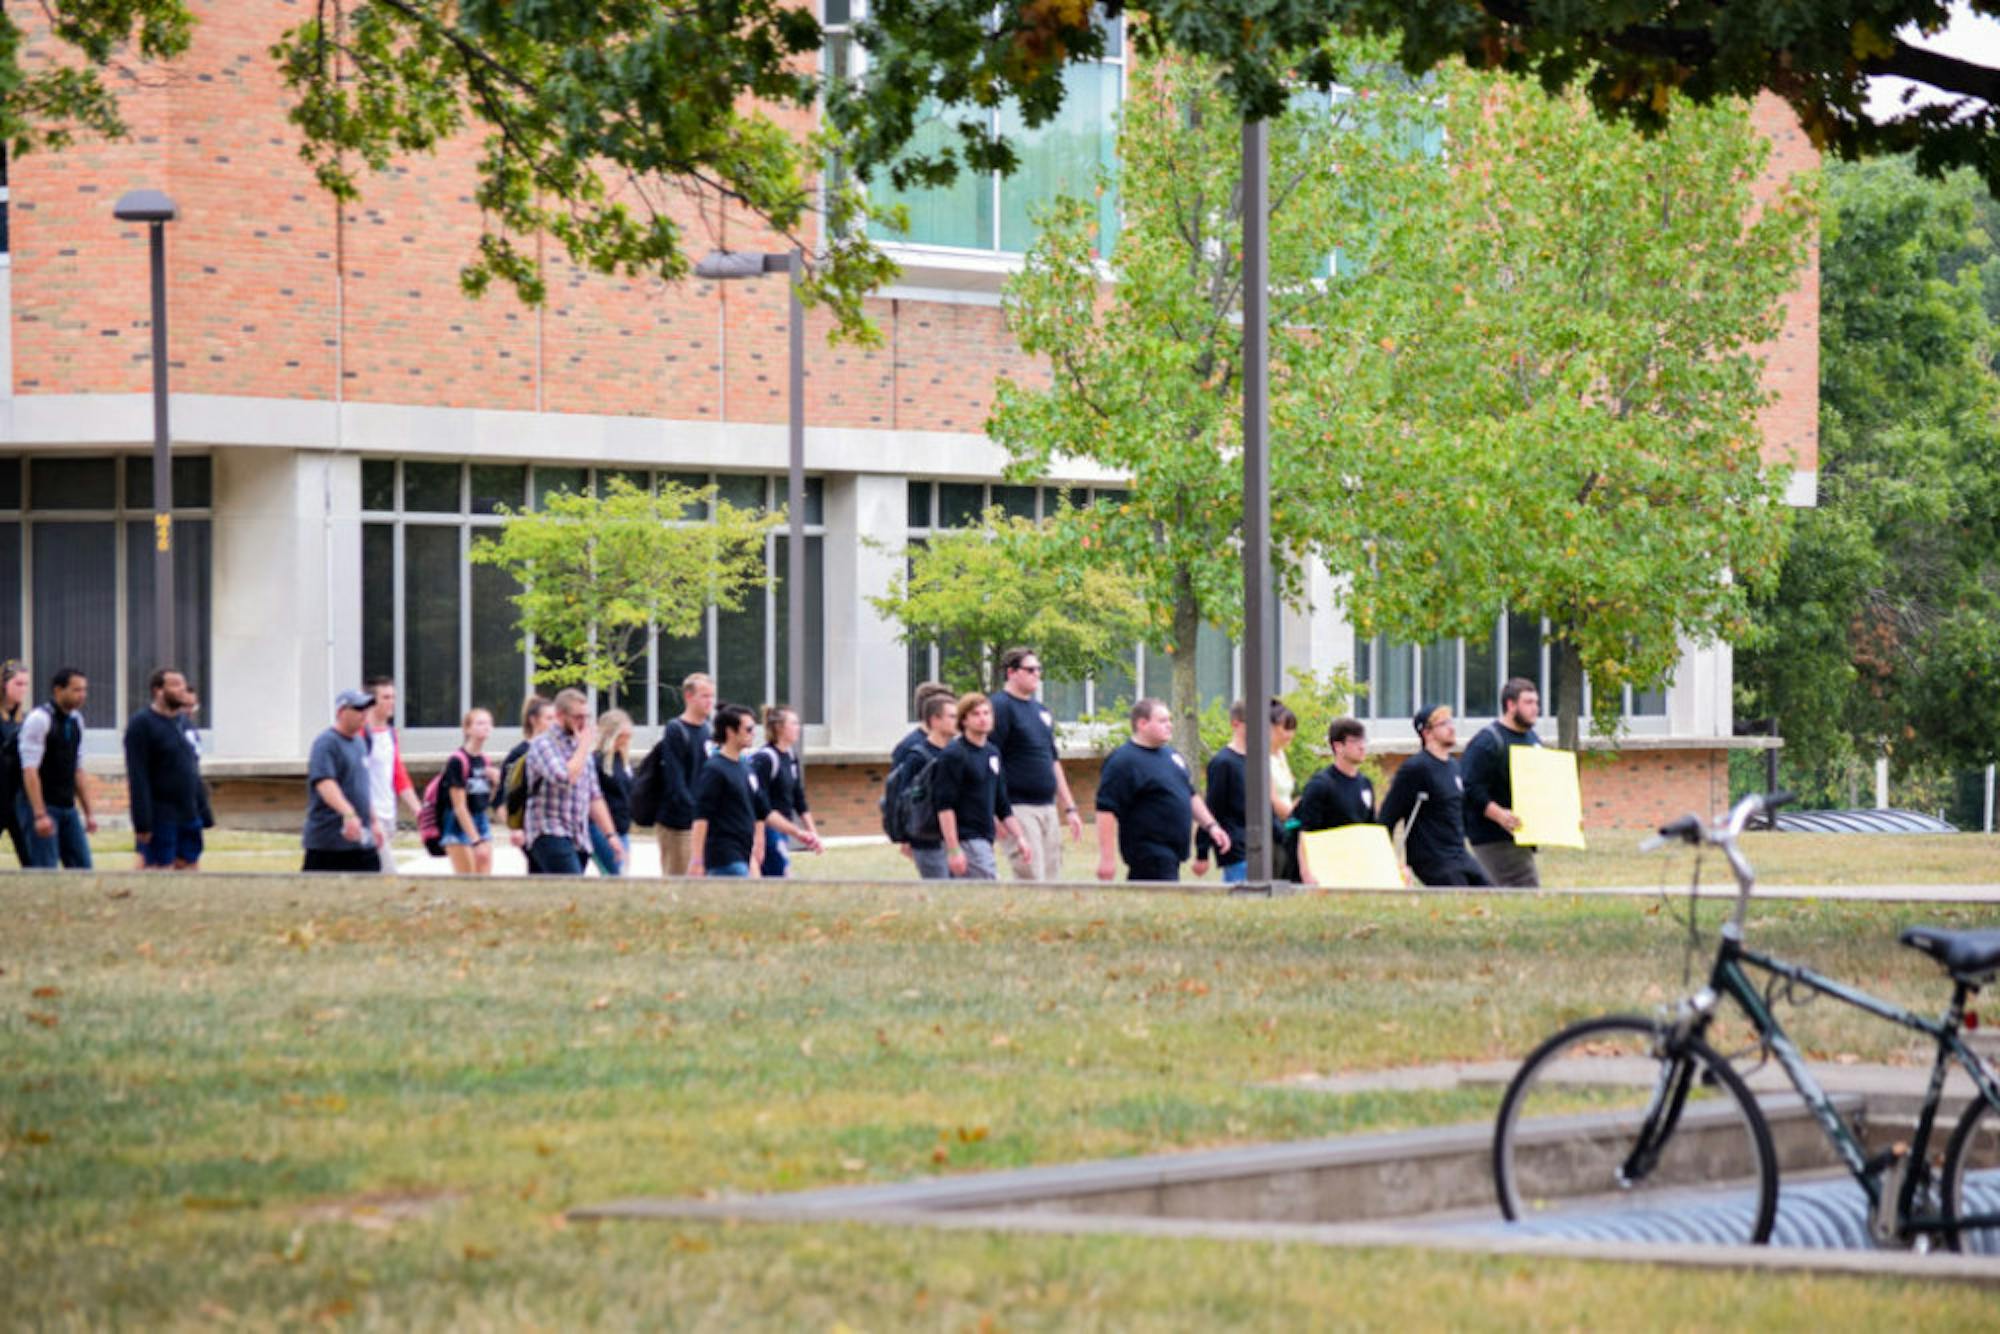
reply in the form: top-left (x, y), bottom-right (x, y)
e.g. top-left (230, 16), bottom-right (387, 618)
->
top-left (302, 689), bottom-right (379, 872)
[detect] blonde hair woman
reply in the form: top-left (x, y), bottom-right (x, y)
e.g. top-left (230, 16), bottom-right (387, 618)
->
top-left (440, 708), bottom-right (496, 874)
top-left (590, 708), bottom-right (635, 876)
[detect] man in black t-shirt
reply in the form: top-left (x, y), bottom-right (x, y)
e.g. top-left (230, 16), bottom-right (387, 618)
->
top-left (689, 703), bottom-right (767, 877)
top-left (1377, 704), bottom-right (1490, 888)
top-left (1461, 677), bottom-right (1543, 888)
top-left (989, 647), bottom-right (1084, 881)
top-left (932, 692), bottom-right (1024, 880)
top-left (644, 672), bottom-right (713, 876)
top-left (1095, 698), bottom-right (1230, 883)
top-left (125, 667), bottom-right (207, 871)
top-left (1292, 716), bottom-right (1377, 885)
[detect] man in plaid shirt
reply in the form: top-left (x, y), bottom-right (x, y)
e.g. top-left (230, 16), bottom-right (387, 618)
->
top-left (525, 688), bottom-right (625, 876)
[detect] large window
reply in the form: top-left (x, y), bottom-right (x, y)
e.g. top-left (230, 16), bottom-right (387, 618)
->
top-left (0, 455), bottom-right (213, 728)
top-left (360, 461), bottom-right (825, 730)
top-left (902, 480), bottom-right (1230, 721)
top-left (1353, 614), bottom-right (1669, 727)
top-left (832, 4), bottom-right (1124, 256)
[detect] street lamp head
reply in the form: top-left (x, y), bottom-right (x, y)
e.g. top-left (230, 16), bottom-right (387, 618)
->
top-left (114, 188), bottom-right (179, 224)
top-left (694, 248), bottom-right (792, 280)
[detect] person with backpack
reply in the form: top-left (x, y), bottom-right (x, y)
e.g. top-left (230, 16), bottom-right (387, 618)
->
top-left (590, 708), bottom-right (635, 877)
top-left (752, 705), bottom-right (822, 878)
top-left (0, 660), bottom-right (32, 865)
top-left (639, 672), bottom-right (714, 877)
top-left (501, 694), bottom-right (553, 870)
top-left (930, 692), bottom-right (1024, 881)
top-left (17, 667), bottom-right (98, 869)
top-left (1461, 677), bottom-right (1544, 888)
top-left (882, 681), bottom-right (955, 861)
top-left (899, 692), bottom-right (959, 880)
top-left (362, 676), bottom-right (421, 873)
top-left (124, 667), bottom-right (208, 871)
top-left (429, 707), bottom-right (495, 874)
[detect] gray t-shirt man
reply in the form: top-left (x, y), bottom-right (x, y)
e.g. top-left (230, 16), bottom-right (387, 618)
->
top-left (303, 727), bottom-right (374, 852)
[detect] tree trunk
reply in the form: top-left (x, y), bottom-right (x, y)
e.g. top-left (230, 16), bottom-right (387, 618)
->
top-left (1169, 575), bottom-right (1205, 766)
top-left (1553, 630), bottom-right (1582, 753)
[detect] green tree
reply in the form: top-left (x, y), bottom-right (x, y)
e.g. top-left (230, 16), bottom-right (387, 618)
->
top-left (1304, 70), bottom-right (1814, 750)
top-left (468, 477), bottom-right (778, 694)
top-left (871, 505), bottom-right (1162, 695)
top-left (990, 45), bottom-right (1437, 736)
top-left (2, 1), bottom-right (193, 154)
top-left (1739, 157), bottom-right (2000, 789)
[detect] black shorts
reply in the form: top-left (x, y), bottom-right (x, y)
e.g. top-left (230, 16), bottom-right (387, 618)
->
top-left (303, 846), bottom-right (383, 873)
top-left (1124, 846), bottom-right (1183, 882)
top-left (1409, 855), bottom-right (1491, 888)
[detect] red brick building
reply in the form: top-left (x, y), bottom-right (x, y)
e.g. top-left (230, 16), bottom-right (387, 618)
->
top-left (0, 5), bottom-right (1816, 833)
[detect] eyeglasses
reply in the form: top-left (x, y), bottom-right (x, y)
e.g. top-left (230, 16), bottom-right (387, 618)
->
top-left (1015, 663), bottom-right (1043, 675)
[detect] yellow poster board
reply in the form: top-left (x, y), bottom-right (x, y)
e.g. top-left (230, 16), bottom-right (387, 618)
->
top-left (1298, 823), bottom-right (1404, 889)
top-left (1509, 747), bottom-right (1586, 849)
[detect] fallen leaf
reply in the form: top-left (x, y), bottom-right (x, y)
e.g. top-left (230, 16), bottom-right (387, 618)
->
top-left (25, 1012), bottom-right (58, 1029)
top-left (799, 1037), bottom-right (815, 1057)
top-left (989, 1033), bottom-right (1013, 1049)
top-left (588, 995), bottom-right (611, 1012)
top-left (931, 1145), bottom-right (950, 1165)
top-left (956, 1125), bottom-right (989, 1143)
top-left (839, 1157), bottom-right (867, 1173)
top-left (462, 1244), bottom-right (494, 1261)
top-left (30, 986), bottom-right (60, 999)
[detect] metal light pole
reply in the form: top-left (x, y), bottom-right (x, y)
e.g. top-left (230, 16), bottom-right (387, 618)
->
top-left (1241, 119), bottom-right (1274, 891)
top-left (114, 188), bottom-right (180, 668)
top-left (694, 247), bottom-right (807, 750)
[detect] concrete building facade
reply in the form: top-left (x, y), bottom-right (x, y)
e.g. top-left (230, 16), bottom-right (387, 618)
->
top-left (1, 4), bottom-right (1818, 832)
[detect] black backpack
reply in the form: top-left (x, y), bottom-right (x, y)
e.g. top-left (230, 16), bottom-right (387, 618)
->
top-left (628, 742), bottom-right (664, 828)
top-left (880, 749), bottom-right (943, 844)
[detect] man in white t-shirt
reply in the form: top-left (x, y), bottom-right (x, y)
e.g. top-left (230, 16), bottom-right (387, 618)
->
top-left (363, 675), bottom-right (421, 871)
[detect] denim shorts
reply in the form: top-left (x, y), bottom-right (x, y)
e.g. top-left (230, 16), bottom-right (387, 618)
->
top-left (139, 819), bottom-right (206, 867)
top-left (441, 809), bottom-right (491, 847)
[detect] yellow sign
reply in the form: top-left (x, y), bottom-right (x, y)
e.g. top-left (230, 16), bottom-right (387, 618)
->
top-left (1509, 747), bottom-right (1586, 849)
top-left (1298, 823), bottom-right (1404, 889)
top-left (154, 512), bottom-right (173, 552)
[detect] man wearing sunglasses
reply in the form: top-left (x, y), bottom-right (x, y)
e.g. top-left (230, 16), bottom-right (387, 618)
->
top-left (989, 645), bottom-right (1086, 881)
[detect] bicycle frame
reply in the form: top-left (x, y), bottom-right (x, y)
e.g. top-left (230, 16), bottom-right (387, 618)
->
top-left (1699, 928), bottom-right (2000, 1236)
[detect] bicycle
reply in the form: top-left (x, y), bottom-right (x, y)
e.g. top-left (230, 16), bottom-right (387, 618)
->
top-left (1490, 790), bottom-right (2000, 1249)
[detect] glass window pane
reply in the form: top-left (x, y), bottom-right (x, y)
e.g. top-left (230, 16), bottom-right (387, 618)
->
top-left (402, 526), bottom-right (462, 726)
top-left (1464, 618), bottom-right (1499, 717)
top-left (124, 518), bottom-right (212, 719)
top-left (1372, 638), bottom-right (1414, 722)
top-left (30, 458), bottom-right (116, 510)
top-left (1353, 633), bottom-right (1370, 710)
top-left (595, 468), bottom-right (648, 499)
top-left (907, 481), bottom-right (932, 528)
top-left (939, 482), bottom-right (984, 528)
top-left (362, 459), bottom-right (397, 512)
top-left (0, 522), bottom-right (19, 655)
top-left (715, 474), bottom-right (766, 513)
top-left (773, 535), bottom-right (826, 724)
top-left (1633, 681), bottom-right (1669, 717)
top-left (469, 464), bottom-right (526, 516)
top-left (804, 476), bottom-right (825, 526)
top-left (1195, 621), bottom-right (1233, 711)
top-left (660, 471), bottom-right (709, 520)
top-left (715, 581), bottom-right (767, 708)
top-left (531, 467), bottom-right (587, 509)
top-left (124, 456), bottom-right (213, 510)
top-left (991, 484), bottom-right (1036, 520)
top-left (32, 522), bottom-right (118, 705)
top-left (1506, 612), bottom-right (1541, 692)
top-left (471, 561), bottom-right (526, 722)
top-left (1044, 676), bottom-right (1086, 723)
top-left (1139, 645), bottom-right (1168, 703)
top-left (1093, 488), bottom-right (1128, 508)
top-left (998, 61), bottom-right (1120, 255)
top-left (403, 461), bottom-right (461, 513)
top-left (0, 458), bottom-right (20, 510)
top-left (1095, 650), bottom-right (1136, 717)
top-left (907, 639), bottom-right (932, 721)
top-left (823, 0), bottom-right (850, 26)
top-left (656, 627), bottom-right (710, 722)
top-left (868, 108), bottom-right (997, 250)
top-left (362, 524), bottom-right (395, 687)
top-left (1421, 637), bottom-right (1459, 713)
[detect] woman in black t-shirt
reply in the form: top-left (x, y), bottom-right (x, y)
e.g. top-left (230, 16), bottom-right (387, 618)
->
top-left (591, 708), bottom-right (635, 877)
top-left (442, 707), bottom-right (496, 874)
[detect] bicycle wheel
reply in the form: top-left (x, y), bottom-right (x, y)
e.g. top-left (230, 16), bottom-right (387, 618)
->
top-left (1940, 1092), bottom-right (2000, 1254)
top-left (1493, 1014), bottom-right (1778, 1245)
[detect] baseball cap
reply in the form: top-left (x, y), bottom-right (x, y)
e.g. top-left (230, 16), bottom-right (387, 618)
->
top-left (334, 688), bottom-right (376, 712)
top-left (1413, 703), bottom-right (1452, 734)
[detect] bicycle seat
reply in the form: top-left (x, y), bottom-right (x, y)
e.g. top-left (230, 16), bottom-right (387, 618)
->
top-left (1898, 927), bottom-right (2000, 980)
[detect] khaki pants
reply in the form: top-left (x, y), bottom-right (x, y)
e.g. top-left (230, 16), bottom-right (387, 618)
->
top-left (1470, 840), bottom-right (1539, 888)
top-left (1004, 803), bottom-right (1064, 881)
top-left (658, 826), bottom-right (694, 877)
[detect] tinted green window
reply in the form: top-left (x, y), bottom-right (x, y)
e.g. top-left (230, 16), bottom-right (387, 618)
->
top-left (30, 458), bottom-right (116, 510)
top-left (907, 481), bottom-right (932, 528)
top-left (403, 461), bottom-right (461, 513)
top-left (938, 482), bottom-right (984, 528)
top-left (125, 455), bottom-right (213, 510)
top-left (362, 460), bottom-right (397, 512)
top-left (470, 464), bottom-right (526, 516)
top-left (531, 467), bottom-right (587, 509)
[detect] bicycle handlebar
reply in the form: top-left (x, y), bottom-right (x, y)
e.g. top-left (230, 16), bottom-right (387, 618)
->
top-left (1638, 790), bottom-right (1798, 930)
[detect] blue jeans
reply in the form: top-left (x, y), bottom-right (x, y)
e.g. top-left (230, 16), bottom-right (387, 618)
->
top-left (707, 861), bottom-right (751, 878)
top-left (139, 819), bottom-right (205, 868)
top-left (760, 830), bottom-right (790, 878)
top-left (1221, 860), bottom-right (1249, 884)
top-left (529, 835), bottom-right (584, 875)
top-left (17, 795), bottom-right (91, 869)
top-left (589, 827), bottom-right (629, 877)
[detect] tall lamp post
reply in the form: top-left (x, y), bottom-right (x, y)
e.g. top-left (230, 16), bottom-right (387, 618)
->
top-left (694, 248), bottom-right (807, 749)
top-left (114, 188), bottom-right (180, 666)
top-left (1239, 121), bottom-right (1274, 891)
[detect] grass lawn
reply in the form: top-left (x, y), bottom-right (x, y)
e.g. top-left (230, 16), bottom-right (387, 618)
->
top-left (7, 875), bottom-right (2000, 1327)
